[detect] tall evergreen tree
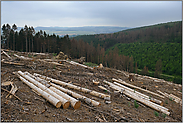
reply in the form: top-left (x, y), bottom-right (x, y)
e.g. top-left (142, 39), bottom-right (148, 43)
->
top-left (12, 24), bottom-right (17, 51)
top-left (24, 25), bottom-right (29, 52)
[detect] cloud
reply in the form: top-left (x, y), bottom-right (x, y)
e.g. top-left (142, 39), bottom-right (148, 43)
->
top-left (1, 1), bottom-right (182, 27)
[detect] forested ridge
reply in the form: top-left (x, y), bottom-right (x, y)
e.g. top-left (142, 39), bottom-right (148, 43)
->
top-left (74, 21), bottom-right (182, 84)
top-left (107, 42), bottom-right (182, 77)
top-left (1, 21), bottom-right (182, 84)
top-left (74, 21), bottom-right (182, 49)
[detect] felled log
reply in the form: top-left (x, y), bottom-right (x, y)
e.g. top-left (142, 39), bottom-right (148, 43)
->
top-left (98, 86), bottom-right (111, 93)
top-left (24, 71), bottom-right (81, 109)
top-left (113, 82), bottom-right (163, 105)
top-left (66, 60), bottom-right (93, 70)
top-left (9, 84), bottom-right (18, 99)
top-left (109, 81), bottom-right (166, 111)
top-left (112, 78), bottom-right (164, 98)
top-left (157, 90), bottom-right (182, 105)
top-left (5, 83), bottom-right (14, 98)
top-left (34, 73), bottom-right (110, 100)
top-left (18, 75), bottom-right (61, 108)
top-left (1, 87), bottom-right (22, 101)
top-left (18, 71), bottom-right (70, 109)
top-left (1, 60), bottom-right (25, 66)
top-left (49, 86), bottom-right (81, 109)
top-left (49, 61), bottom-right (66, 66)
top-left (14, 54), bottom-right (32, 60)
top-left (2, 50), bottom-right (12, 59)
top-left (1, 81), bottom-right (13, 86)
top-left (28, 73), bottom-right (100, 107)
top-left (104, 80), bottom-right (170, 115)
top-left (169, 94), bottom-right (182, 105)
top-left (93, 80), bottom-right (100, 85)
top-left (49, 82), bottom-right (101, 107)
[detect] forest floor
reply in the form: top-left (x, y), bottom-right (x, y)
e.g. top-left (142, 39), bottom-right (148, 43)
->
top-left (1, 49), bottom-right (182, 122)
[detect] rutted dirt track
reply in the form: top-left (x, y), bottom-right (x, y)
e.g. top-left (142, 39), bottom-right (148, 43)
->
top-left (1, 50), bottom-right (182, 122)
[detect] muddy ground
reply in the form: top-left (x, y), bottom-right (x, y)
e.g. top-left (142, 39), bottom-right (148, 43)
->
top-left (1, 50), bottom-right (182, 122)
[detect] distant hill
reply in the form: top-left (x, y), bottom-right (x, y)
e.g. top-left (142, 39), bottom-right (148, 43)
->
top-left (74, 21), bottom-right (182, 48)
top-left (16, 26), bottom-right (131, 37)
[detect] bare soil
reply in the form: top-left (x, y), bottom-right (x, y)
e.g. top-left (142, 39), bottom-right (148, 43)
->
top-left (1, 50), bottom-right (182, 122)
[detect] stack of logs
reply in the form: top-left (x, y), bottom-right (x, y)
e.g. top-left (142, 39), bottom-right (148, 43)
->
top-left (17, 71), bottom-right (110, 109)
top-left (103, 79), bottom-right (171, 116)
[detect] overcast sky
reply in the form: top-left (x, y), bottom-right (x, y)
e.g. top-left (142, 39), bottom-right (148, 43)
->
top-left (1, 1), bottom-right (182, 28)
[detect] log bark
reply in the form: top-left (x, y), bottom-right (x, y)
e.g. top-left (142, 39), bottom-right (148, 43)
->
top-left (112, 78), bottom-right (164, 98)
top-left (66, 60), bottom-right (93, 70)
top-left (157, 90), bottom-right (182, 105)
top-left (49, 86), bottom-right (81, 109)
top-left (113, 82), bottom-right (163, 105)
top-left (108, 81), bottom-right (167, 111)
top-left (34, 73), bottom-right (110, 100)
top-left (98, 86), bottom-right (111, 93)
top-left (169, 94), bottom-right (182, 105)
top-left (24, 71), bottom-right (81, 109)
top-left (18, 75), bottom-right (61, 108)
top-left (49, 82), bottom-right (101, 107)
top-left (18, 71), bottom-right (70, 109)
top-left (104, 80), bottom-right (170, 115)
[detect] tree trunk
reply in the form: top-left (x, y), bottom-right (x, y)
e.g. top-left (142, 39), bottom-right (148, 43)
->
top-left (34, 73), bottom-right (110, 100)
top-left (112, 78), bottom-right (164, 98)
top-left (32, 37), bottom-right (34, 52)
top-left (104, 80), bottom-right (170, 115)
top-left (26, 36), bottom-right (28, 52)
top-left (18, 71), bottom-right (70, 109)
top-left (18, 75), bottom-right (61, 108)
top-left (29, 37), bottom-right (31, 52)
top-left (13, 33), bottom-right (15, 51)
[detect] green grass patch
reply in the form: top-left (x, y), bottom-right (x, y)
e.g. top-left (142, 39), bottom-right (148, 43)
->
top-left (84, 62), bottom-right (98, 67)
top-left (169, 97), bottom-right (173, 101)
top-left (165, 100), bottom-right (168, 104)
top-left (134, 100), bottom-right (139, 108)
top-left (53, 53), bottom-right (57, 56)
top-left (161, 113), bottom-right (167, 118)
top-left (154, 111), bottom-right (159, 117)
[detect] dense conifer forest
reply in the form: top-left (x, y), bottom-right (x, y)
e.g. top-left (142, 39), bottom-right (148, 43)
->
top-left (1, 21), bottom-right (182, 84)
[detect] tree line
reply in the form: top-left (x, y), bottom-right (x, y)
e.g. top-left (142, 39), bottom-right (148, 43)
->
top-left (1, 23), bottom-right (134, 73)
top-left (1, 24), bottom-right (70, 54)
top-left (1, 22), bottom-right (182, 84)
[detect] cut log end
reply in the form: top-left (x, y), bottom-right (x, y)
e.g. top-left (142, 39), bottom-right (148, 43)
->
top-left (160, 102), bottom-right (164, 106)
top-left (73, 101), bottom-right (81, 109)
top-left (97, 103), bottom-right (101, 107)
top-left (62, 102), bottom-right (70, 109)
top-left (56, 101), bottom-right (62, 108)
